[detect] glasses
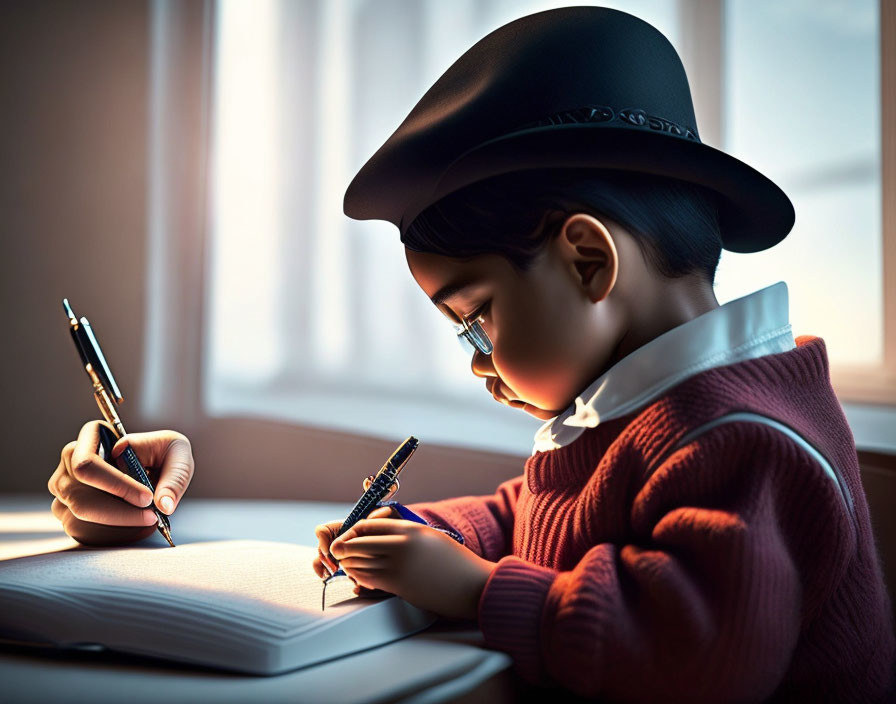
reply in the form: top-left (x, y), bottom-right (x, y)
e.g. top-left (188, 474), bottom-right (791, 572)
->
top-left (454, 307), bottom-right (493, 356)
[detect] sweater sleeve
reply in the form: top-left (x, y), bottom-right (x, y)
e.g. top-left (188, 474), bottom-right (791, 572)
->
top-left (402, 474), bottom-right (524, 561)
top-left (475, 422), bottom-right (857, 703)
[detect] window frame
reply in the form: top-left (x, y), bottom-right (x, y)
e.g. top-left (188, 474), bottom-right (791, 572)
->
top-left (681, 0), bottom-right (894, 405)
top-left (829, 0), bottom-right (896, 405)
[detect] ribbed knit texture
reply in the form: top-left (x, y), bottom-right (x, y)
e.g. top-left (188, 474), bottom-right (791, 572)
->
top-left (406, 336), bottom-right (895, 703)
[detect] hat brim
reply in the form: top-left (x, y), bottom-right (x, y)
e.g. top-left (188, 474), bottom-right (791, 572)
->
top-left (395, 123), bottom-right (795, 254)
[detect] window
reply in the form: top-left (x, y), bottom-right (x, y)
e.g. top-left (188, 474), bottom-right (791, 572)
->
top-left (191, 0), bottom-right (893, 456)
top-left (715, 0), bottom-right (884, 373)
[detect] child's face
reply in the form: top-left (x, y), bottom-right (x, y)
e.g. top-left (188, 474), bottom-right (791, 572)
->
top-left (405, 213), bottom-right (627, 421)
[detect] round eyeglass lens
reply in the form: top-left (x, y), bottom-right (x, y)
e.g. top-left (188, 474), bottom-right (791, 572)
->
top-left (457, 329), bottom-right (477, 355)
top-left (467, 321), bottom-right (493, 354)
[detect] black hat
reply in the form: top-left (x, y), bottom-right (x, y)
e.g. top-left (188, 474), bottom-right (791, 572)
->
top-left (343, 5), bottom-right (795, 253)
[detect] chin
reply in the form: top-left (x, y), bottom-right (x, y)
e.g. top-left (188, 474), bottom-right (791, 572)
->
top-left (508, 400), bottom-right (557, 421)
top-left (489, 383), bottom-right (559, 420)
top-left (529, 407), bottom-right (561, 421)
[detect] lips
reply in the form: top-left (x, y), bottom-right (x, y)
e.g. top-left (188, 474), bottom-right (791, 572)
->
top-left (487, 378), bottom-right (512, 404)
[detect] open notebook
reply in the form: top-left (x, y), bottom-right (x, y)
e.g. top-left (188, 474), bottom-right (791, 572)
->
top-left (0, 540), bottom-right (438, 675)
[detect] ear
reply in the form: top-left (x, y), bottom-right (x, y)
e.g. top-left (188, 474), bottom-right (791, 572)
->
top-left (556, 213), bottom-right (619, 303)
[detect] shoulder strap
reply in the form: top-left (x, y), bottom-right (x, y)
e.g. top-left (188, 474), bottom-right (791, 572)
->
top-left (646, 412), bottom-right (855, 524)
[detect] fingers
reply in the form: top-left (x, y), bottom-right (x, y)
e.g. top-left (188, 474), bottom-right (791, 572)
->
top-left (337, 561), bottom-right (386, 590)
top-left (70, 420), bottom-right (112, 469)
top-left (51, 480), bottom-right (159, 526)
top-left (50, 496), bottom-right (66, 523)
top-left (329, 520), bottom-right (411, 563)
top-left (112, 431), bottom-right (194, 515)
top-left (335, 518), bottom-right (411, 544)
top-left (52, 498), bottom-right (157, 546)
top-left (317, 546), bottom-right (337, 576)
top-left (49, 424), bottom-right (193, 540)
top-left (69, 421), bottom-right (153, 508)
top-left (314, 509), bottom-right (402, 574)
top-left (314, 522), bottom-right (343, 573)
top-left (337, 556), bottom-right (385, 573)
top-left (311, 552), bottom-right (386, 581)
top-left (48, 454), bottom-right (71, 499)
top-left (368, 506), bottom-right (397, 519)
top-left (329, 534), bottom-right (407, 560)
top-left (314, 509), bottom-right (398, 548)
top-left (315, 521), bottom-right (340, 550)
top-left (312, 554), bottom-right (332, 580)
top-left (152, 434), bottom-right (193, 514)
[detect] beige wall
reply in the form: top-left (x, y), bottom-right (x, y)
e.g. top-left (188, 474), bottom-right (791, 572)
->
top-left (1, 1), bottom-right (152, 494)
top-left (0, 0), bottom-right (526, 504)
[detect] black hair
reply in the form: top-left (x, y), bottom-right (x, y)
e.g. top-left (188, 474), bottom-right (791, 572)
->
top-left (401, 168), bottom-right (723, 284)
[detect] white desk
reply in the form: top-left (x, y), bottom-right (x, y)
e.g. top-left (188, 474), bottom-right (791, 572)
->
top-left (0, 497), bottom-right (525, 704)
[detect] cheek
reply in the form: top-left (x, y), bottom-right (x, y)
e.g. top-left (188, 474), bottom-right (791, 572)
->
top-left (492, 290), bottom-right (588, 408)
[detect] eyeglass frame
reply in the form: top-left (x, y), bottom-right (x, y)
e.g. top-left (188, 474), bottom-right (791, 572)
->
top-left (454, 306), bottom-right (493, 356)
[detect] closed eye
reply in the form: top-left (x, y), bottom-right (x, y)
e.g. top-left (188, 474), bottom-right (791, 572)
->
top-left (464, 301), bottom-right (490, 324)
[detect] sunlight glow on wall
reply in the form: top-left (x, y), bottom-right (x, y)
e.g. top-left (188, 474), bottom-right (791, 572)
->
top-left (207, 0), bottom-right (283, 383)
top-left (308, 0), bottom-right (351, 371)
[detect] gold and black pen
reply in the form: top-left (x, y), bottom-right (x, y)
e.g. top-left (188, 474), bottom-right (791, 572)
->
top-left (321, 436), bottom-right (418, 610)
top-left (62, 298), bottom-right (175, 547)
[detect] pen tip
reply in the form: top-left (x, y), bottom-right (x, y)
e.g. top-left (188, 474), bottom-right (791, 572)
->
top-left (160, 526), bottom-right (175, 547)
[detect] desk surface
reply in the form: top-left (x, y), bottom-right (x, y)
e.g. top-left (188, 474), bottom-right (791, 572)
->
top-left (0, 496), bottom-right (516, 704)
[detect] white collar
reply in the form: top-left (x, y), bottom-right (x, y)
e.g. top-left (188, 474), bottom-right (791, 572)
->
top-left (532, 282), bottom-right (795, 454)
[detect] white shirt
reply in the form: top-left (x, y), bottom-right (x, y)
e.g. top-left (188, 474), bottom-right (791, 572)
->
top-left (531, 281), bottom-right (795, 455)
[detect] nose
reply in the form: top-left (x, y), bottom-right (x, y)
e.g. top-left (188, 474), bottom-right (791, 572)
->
top-left (470, 348), bottom-right (496, 379)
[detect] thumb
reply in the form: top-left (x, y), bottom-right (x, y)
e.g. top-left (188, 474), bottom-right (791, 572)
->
top-left (112, 431), bottom-right (194, 515)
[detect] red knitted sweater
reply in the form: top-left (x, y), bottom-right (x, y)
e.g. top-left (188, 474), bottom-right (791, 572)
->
top-left (406, 336), bottom-right (895, 703)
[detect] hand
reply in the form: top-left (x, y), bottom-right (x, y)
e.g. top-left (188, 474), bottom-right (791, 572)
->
top-left (327, 518), bottom-right (497, 621)
top-left (48, 420), bottom-right (194, 546)
top-left (312, 504), bottom-right (399, 583)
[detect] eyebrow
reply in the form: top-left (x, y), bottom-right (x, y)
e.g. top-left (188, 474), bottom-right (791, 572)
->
top-left (429, 279), bottom-right (480, 306)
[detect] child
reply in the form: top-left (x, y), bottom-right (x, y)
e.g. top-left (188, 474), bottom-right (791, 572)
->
top-left (315, 6), bottom-right (896, 703)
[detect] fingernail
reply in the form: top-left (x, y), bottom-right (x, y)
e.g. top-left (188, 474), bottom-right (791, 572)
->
top-left (159, 496), bottom-right (174, 513)
top-left (112, 443), bottom-right (128, 460)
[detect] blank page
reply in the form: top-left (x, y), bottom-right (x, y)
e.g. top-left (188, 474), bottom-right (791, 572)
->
top-left (0, 540), bottom-right (438, 673)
